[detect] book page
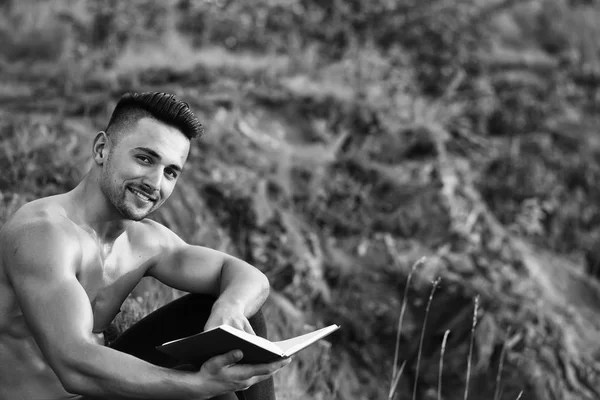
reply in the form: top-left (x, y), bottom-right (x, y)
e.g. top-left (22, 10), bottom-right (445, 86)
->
top-left (274, 325), bottom-right (339, 356)
top-left (219, 325), bottom-right (284, 355)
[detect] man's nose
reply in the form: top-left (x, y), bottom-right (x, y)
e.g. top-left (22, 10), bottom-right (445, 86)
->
top-left (142, 167), bottom-right (163, 191)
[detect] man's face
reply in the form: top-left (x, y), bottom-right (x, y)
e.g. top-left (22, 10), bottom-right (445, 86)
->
top-left (99, 117), bottom-right (190, 221)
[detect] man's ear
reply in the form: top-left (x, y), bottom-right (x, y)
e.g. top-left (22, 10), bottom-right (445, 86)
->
top-left (92, 131), bottom-right (109, 165)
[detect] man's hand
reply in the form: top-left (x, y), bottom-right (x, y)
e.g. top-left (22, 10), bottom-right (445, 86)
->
top-left (196, 350), bottom-right (291, 398)
top-left (204, 301), bottom-right (255, 334)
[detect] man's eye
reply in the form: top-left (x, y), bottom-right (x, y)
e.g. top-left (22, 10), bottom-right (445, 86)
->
top-left (165, 169), bottom-right (178, 179)
top-left (136, 155), bottom-right (151, 163)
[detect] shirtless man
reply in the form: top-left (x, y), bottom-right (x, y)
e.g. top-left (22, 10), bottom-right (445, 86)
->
top-left (0, 92), bottom-right (290, 399)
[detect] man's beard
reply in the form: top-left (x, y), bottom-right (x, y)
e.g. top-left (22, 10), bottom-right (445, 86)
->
top-left (113, 189), bottom-right (149, 221)
top-left (100, 172), bottom-right (152, 222)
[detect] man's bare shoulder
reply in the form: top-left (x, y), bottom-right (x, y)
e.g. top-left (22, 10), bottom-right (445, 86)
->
top-left (123, 219), bottom-right (187, 275)
top-left (0, 196), bottom-right (82, 268)
top-left (127, 218), bottom-right (186, 252)
top-left (1, 195), bottom-right (72, 234)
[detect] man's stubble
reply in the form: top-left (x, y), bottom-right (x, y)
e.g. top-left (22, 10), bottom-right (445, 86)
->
top-left (99, 153), bottom-right (151, 222)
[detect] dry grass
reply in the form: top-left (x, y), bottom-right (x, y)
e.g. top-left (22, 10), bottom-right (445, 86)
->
top-left (0, 115), bottom-right (86, 224)
top-left (113, 35), bottom-right (290, 77)
top-left (438, 330), bottom-right (451, 400)
top-left (387, 261), bottom-right (522, 400)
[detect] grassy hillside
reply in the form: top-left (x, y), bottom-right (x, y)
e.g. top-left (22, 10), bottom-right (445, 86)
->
top-left (2, 0), bottom-right (600, 399)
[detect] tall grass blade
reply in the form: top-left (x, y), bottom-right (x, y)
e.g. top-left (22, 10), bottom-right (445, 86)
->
top-left (464, 295), bottom-right (479, 400)
top-left (412, 277), bottom-right (441, 400)
top-left (493, 327), bottom-right (512, 400)
top-left (388, 360), bottom-right (407, 400)
top-left (389, 252), bottom-right (426, 383)
top-left (438, 329), bottom-right (451, 400)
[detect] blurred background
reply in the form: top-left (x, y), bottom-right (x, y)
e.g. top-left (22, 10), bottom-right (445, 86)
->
top-left (1, 0), bottom-right (600, 399)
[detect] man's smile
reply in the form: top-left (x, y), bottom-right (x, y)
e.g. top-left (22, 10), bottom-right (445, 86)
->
top-left (127, 186), bottom-right (157, 204)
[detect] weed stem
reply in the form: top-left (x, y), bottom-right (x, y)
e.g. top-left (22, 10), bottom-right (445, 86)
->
top-left (438, 329), bottom-right (451, 400)
top-left (412, 277), bottom-right (441, 400)
top-left (464, 295), bottom-right (479, 400)
top-left (390, 254), bottom-right (425, 383)
top-left (493, 327), bottom-right (512, 400)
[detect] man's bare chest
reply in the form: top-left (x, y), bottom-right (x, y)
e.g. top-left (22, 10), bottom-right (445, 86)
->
top-left (79, 240), bottom-right (149, 333)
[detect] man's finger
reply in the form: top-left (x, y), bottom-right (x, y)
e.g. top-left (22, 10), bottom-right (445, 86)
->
top-left (242, 319), bottom-right (256, 335)
top-left (204, 350), bottom-right (243, 370)
top-left (231, 357), bottom-right (292, 378)
top-left (247, 372), bottom-right (278, 386)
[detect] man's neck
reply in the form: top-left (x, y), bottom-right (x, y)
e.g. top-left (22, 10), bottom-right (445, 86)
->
top-left (68, 174), bottom-right (130, 244)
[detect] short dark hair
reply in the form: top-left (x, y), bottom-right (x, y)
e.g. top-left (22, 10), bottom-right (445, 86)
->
top-left (105, 92), bottom-right (204, 140)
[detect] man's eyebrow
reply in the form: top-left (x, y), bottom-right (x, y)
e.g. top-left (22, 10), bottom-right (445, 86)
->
top-left (134, 147), bottom-right (183, 172)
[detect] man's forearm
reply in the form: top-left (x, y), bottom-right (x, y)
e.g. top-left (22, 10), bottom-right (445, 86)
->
top-left (59, 344), bottom-right (201, 400)
top-left (215, 257), bottom-right (270, 317)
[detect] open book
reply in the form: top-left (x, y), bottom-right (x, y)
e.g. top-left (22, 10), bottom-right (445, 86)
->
top-left (156, 324), bottom-right (340, 365)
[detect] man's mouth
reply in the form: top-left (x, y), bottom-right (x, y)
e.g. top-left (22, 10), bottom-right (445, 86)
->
top-left (128, 187), bottom-right (156, 203)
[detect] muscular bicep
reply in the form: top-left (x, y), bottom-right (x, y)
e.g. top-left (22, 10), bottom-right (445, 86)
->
top-left (5, 222), bottom-right (95, 372)
top-left (144, 224), bottom-right (227, 294)
top-left (149, 245), bottom-right (229, 294)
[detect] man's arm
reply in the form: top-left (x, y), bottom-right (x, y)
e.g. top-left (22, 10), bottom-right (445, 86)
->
top-left (145, 221), bottom-right (270, 333)
top-left (4, 219), bottom-right (286, 399)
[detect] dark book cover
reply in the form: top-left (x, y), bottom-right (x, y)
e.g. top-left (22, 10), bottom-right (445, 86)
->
top-left (156, 326), bottom-right (286, 365)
